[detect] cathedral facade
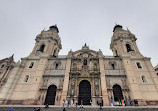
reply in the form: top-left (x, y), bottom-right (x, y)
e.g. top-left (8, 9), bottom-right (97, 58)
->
top-left (0, 25), bottom-right (158, 106)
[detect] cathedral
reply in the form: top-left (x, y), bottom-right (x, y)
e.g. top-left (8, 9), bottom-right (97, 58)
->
top-left (0, 25), bottom-right (158, 106)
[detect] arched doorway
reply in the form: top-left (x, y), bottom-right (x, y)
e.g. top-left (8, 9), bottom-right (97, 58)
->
top-left (44, 85), bottom-right (57, 105)
top-left (78, 80), bottom-right (91, 105)
top-left (113, 84), bottom-right (123, 101)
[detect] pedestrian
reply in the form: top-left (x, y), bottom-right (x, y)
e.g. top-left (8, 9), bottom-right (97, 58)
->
top-left (80, 100), bottom-right (83, 109)
top-left (121, 99), bottom-right (125, 106)
top-left (9, 107), bottom-right (13, 111)
top-left (45, 104), bottom-right (49, 109)
top-left (68, 99), bottom-right (70, 107)
top-left (76, 101), bottom-right (78, 108)
top-left (63, 100), bottom-right (65, 108)
top-left (33, 108), bottom-right (36, 111)
top-left (127, 99), bottom-right (130, 106)
top-left (71, 99), bottom-right (73, 106)
top-left (37, 107), bottom-right (41, 111)
top-left (63, 107), bottom-right (66, 111)
top-left (136, 100), bottom-right (138, 106)
top-left (134, 99), bottom-right (136, 106)
top-left (110, 98), bottom-right (113, 106)
top-left (99, 102), bottom-right (102, 109)
top-left (66, 99), bottom-right (68, 107)
top-left (90, 100), bottom-right (92, 106)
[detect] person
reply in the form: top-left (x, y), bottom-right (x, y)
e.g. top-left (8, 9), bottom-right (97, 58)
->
top-left (37, 107), bottom-right (41, 111)
top-left (119, 99), bottom-right (121, 106)
top-left (97, 100), bottom-right (99, 106)
top-left (127, 99), bottom-right (130, 106)
top-left (99, 102), bottom-right (102, 109)
top-left (63, 100), bottom-right (65, 108)
top-left (76, 101), bottom-right (78, 108)
top-left (71, 99), bottom-right (73, 106)
top-left (80, 100), bottom-right (83, 109)
top-left (101, 99), bottom-right (103, 107)
top-left (121, 99), bottom-right (125, 106)
top-left (90, 100), bottom-right (92, 106)
top-left (66, 99), bottom-right (68, 107)
top-left (45, 104), bottom-right (49, 109)
top-left (136, 100), bottom-right (138, 106)
top-left (110, 98), bottom-right (113, 106)
top-left (9, 107), bottom-right (13, 111)
top-left (68, 100), bottom-right (70, 107)
top-left (63, 108), bottom-right (66, 111)
top-left (33, 108), bottom-right (36, 111)
top-left (134, 99), bottom-right (136, 106)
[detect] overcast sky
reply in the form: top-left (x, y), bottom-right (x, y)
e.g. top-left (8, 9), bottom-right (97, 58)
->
top-left (0, 0), bottom-right (158, 66)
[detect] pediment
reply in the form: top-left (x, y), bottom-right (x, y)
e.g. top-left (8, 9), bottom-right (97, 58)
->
top-left (68, 44), bottom-right (102, 58)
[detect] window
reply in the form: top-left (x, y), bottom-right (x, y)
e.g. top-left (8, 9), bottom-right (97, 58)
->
top-left (111, 64), bottom-right (115, 69)
top-left (1, 64), bottom-right (4, 68)
top-left (157, 73), bottom-right (158, 76)
top-left (141, 75), bottom-right (148, 83)
top-left (53, 49), bottom-right (57, 57)
top-left (126, 44), bottom-right (133, 52)
top-left (29, 62), bottom-right (34, 68)
top-left (55, 63), bottom-right (58, 69)
top-left (83, 60), bottom-right (87, 65)
top-left (136, 62), bottom-right (142, 69)
top-left (39, 44), bottom-right (45, 52)
top-left (115, 50), bottom-right (118, 56)
top-left (23, 75), bottom-right (29, 83)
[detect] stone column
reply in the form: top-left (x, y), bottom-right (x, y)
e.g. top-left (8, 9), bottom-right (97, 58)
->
top-left (60, 58), bottom-right (71, 105)
top-left (99, 58), bottom-right (109, 106)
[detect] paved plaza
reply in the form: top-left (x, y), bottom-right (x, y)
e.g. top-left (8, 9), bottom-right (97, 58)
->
top-left (1, 105), bottom-right (158, 111)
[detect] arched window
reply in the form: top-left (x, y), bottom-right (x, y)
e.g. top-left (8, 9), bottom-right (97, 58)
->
top-left (141, 75), bottom-right (148, 83)
top-left (126, 44), bottom-right (132, 52)
top-left (23, 75), bottom-right (29, 83)
top-left (39, 44), bottom-right (45, 52)
top-left (53, 49), bottom-right (57, 57)
top-left (83, 59), bottom-right (87, 65)
top-left (55, 63), bottom-right (58, 69)
top-left (115, 50), bottom-right (118, 56)
top-left (53, 61), bottom-right (61, 69)
top-left (109, 62), bottom-right (116, 70)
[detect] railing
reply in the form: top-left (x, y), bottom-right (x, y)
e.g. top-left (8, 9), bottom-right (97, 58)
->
top-left (105, 69), bottom-right (125, 76)
top-left (44, 69), bottom-right (65, 76)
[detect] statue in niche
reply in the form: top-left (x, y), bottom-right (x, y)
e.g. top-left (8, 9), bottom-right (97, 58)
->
top-left (95, 79), bottom-right (99, 95)
top-left (71, 78), bottom-right (75, 95)
top-left (73, 63), bottom-right (77, 69)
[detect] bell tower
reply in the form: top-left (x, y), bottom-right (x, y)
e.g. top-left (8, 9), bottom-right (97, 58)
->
top-left (29, 25), bottom-right (62, 58)
top-left (110, 25), bottom-right (143, 58)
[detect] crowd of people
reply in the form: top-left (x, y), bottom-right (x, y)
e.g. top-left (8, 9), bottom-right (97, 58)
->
top-left (110, 98), bottom-right (139, 106)
top-left (32, 99), bottom-right (139, 111)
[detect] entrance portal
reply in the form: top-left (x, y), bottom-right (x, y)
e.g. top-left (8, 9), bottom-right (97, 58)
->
top-left (113, 84), bottom-right (123, 101)
top-left (44, 85), bottom-right (57, 105)
top-left (78, 80), bottom-right (91, 105)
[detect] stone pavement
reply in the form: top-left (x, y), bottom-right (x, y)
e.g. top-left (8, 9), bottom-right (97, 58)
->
top-left (0, 105), bottom-right (158, 111)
